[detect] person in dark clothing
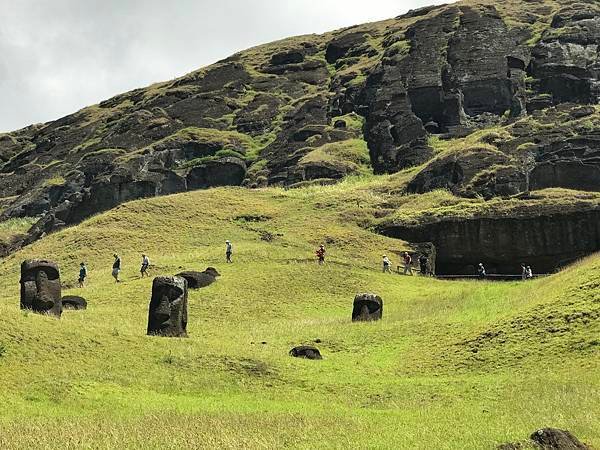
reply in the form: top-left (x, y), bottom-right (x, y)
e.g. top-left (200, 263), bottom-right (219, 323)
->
top-left (419, 254), bottom-right (429, 276)
top-left (78, 262), bottom-right (87, 288)
top-left (521, 263), bottom-right (528, 280)
top-left (112, 254), bottom-right (121, 283)
top-left (225, 240), bottom-right (233, 263)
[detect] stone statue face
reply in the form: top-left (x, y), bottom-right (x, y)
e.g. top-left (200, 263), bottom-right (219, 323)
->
top-left (20, 260), bottom-right (62, 317)
top-left (352, 293), bottom-right (383, 322)
top-left (147, 276), bottom-right (188, 337)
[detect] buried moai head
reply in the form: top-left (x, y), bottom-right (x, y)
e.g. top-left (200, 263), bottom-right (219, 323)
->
top-left (147, 276), bottom-right (188, 337)
top-left (352, 293), bottom-right (383, 322)
top-left (20, 259), bottom-right (62, 318)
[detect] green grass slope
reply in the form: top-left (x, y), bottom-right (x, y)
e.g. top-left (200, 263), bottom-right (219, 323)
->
top-left (0, 182), bottom-right (598, 449)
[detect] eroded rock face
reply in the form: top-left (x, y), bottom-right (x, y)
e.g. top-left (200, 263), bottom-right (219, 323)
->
top-left (530, 4), bottom-right (600, 105)
top-left (381, 208), bottom-right (600, 275)
top-left (352, 293), bottom-right (383, 322)
top-left (289, 346), bottom-right (322, 360)
top-left (1, 1), bottom-right (600, 253)
top-left (147, 276), bottom-right (188, 337)
top-left (20, 260), bottom-right (62, 317)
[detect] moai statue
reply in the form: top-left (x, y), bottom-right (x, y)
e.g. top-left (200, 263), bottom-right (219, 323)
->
top-left (147, 276), bottom-right (188, 337)
top-left (352, 293), bottom-right (383, 322)
top-left (20, 259), bottom-right (62, 318)
top-left (289, 346), bottom-right (322, 360)
top-left (176, 267), bottom-right (220, 289)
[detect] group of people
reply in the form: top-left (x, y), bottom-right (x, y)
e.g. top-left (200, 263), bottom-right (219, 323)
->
top-left (76, 241), bottom-right (235, 287)
top-left (477, 262), bottom-right (533, 279)
top-left (382, 252), bottom-right (431, 276)
top-left (521, 263), bottom-right (534, 280)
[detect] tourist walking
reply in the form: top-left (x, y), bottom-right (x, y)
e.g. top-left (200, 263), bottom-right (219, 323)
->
top-left (316, 245), bottom-right (326, 265)
top-left (402, 252), bottom-right (413, 276)
top-left (112, 254), bottom-right (121, 283)
top-left (478, 262), bottom-right (486, 279)
top-left (382, 255), bottom-right (391, 273)
top-left (521, 263), bottom-right (528, 280)
top-left (419, 254), bottom-right (429, 276)
top-left (140, 254), bottom-right (150, 277)
top-left (225, 240), bottom-right (233, 263)
top-left (78, 262), bottom-right (87, 288)
top-left (526, 265), bottom-right (533, 279)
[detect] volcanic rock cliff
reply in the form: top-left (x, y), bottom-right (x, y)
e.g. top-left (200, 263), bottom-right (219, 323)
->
top-left (1, 0), bottom-right (600, 269)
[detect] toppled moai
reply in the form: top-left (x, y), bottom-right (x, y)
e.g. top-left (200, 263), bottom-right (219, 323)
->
top-left (61, 295), bottom-right (87, 310)
top-left (352, 293), bottom-right (383, 322)
top-left (20, 259), bottom-right (62, 318)
top-left (176, 267), bottom-right (220, 289)
top-left (147, 276), bottom-right (188, 337)
top-left (289, 346), bottom-right (322, 360)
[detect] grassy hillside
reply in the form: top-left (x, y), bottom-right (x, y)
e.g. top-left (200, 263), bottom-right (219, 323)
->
top-left (0, 180), bottom-right (598, 449)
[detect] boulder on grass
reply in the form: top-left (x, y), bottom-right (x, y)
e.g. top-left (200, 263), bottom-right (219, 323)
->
top-left (289, 346), bottom-right (322, 360)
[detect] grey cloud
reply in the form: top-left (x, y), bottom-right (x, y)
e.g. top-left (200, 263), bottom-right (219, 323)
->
top-left (0, 0), bottom-right (450, 132)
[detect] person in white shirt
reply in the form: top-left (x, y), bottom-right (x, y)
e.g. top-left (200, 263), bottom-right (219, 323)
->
top-left (225, 241), bottom-right (233, 263)
top-left (140, 254), bottom-right (150, 277)
top-left (382, 255), bottom-right (391, 273)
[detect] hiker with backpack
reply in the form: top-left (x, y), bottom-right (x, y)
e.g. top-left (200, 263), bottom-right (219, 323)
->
top-left (382, 255), bottom-right (391, 273)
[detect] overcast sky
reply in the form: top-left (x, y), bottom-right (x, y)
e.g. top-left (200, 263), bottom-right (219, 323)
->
top-left (0, 0), bottom-right (451, 132)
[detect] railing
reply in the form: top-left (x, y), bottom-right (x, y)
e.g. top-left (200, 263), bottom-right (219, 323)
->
top-left (435, 274), bottom-right (549, 280)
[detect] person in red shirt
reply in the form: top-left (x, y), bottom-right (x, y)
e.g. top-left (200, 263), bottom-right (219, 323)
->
top-left (402, 252), bottom-right (413, 276)
top-left (316, 245), bottom-right (326, 265)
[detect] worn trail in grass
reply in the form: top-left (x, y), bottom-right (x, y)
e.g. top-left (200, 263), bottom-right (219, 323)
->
top-left (0, 183), bottom-right (598, 449)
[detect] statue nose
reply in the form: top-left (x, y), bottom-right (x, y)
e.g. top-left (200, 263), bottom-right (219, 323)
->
top-left (35, 271), bottom-right (54, 309)
top-left (155, 296), bottom-right (171, 322)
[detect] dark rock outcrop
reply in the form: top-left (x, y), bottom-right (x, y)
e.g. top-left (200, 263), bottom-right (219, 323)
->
top-left (2, 0), bottom-right (600, 253)
top-left (352, 293), bottom-right (383, 322)
top-left (62, 295), bottom-right (87, 310)
top-left (176, 267), bottom-right (220, 289)
top-left (380, 207), bottom-right (600, 275)
top-left (20, 260), bottom-right (62, 318)
top-left (289, 346), bottom-right (322, 360)
top-left (147, 276), bottom-right (188, 337)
